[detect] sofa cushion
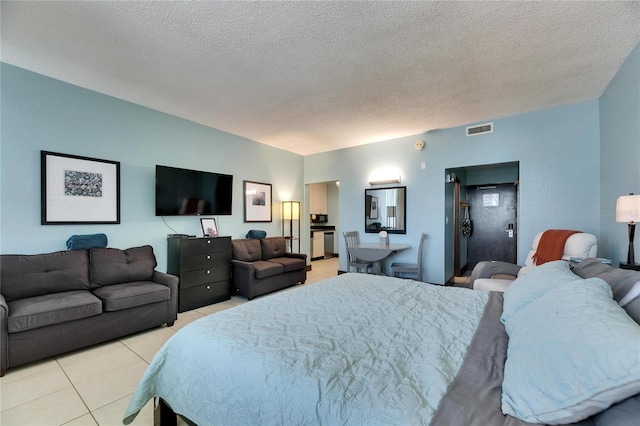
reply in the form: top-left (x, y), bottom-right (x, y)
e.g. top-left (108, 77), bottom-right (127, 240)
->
top-left (260, 237), bottom-right (287, 260)
top-left (92, 281), bottom-right (170, 312)
top-left (232, 239), bottom-right (262, 262)
top-left (268, 257), bottom-right (305, 272)
top-left (90, 246), bottom-right (156, 287)
top-left (7, 290), bottom-right (102, 333)
top-left (0, 250), bottom-right (90, 302)
top-left (252, 261), bottom-right (284, 279)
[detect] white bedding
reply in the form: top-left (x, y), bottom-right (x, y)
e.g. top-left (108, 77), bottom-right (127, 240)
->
top-left (124, 273), bottom-right (488, 425)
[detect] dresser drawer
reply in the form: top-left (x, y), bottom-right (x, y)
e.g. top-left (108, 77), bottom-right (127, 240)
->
top-left (180, 265), bottom-right (232, 289)
top-left (180, 251), bottom-right (232, 272)
top-left (180, 237), bottom-right (231, 256)
top-left (179, 282), bottom-right (230, 312)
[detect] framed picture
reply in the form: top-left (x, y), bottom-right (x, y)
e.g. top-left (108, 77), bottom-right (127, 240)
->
top-left (200, 218), bottom-right (218, 237)
top-left (243, 180), bottom-right (272, 222)
top-left (41, 151), bottom-right (120, 225)
top-left (370, 196), bottom-right (378, 219)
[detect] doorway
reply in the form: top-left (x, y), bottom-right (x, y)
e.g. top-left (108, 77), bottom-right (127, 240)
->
top-left (445, 162), bottom-right (519, 282)
top-left (307, 181), bottom-right (340, 275)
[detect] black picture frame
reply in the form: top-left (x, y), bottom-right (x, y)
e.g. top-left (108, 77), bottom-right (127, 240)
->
top-left (243, 180), bottom-right (272, 222)
top-left (200, 218), bottom-right (218, 237)
top-left (41, 151), bottom-right (121, 225)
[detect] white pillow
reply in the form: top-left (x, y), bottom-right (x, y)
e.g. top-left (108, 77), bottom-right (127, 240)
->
top-left (502, 278), bottom-right (640, 424)
top-left (501, 260), bottom-right (577, 324)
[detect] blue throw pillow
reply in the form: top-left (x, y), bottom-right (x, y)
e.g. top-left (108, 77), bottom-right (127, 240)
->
top-left (501, 278), bottom-right (640, 424)
top-left (501, 260), bottom-right (577, 324)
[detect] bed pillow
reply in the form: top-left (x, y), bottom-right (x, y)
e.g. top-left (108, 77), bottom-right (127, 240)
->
top-left (501, 260), bottom-right (577, 323)
top-left (501, 277), bottom-right (640, 424)
top-left (572, 258), bottom-right (640, 304)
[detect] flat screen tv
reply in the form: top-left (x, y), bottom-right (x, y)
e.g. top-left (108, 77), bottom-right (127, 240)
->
top-left (155, 165), bottom-right (233, 216)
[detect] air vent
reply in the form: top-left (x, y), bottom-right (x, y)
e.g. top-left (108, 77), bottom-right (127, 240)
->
top-left (466, 122), bottom-right (493, 137)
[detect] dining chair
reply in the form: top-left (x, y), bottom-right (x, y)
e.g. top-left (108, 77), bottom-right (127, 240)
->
top-left (343, 231), bottom-right (374, 273)
top-left (391, 233), bottom-right (427, 281)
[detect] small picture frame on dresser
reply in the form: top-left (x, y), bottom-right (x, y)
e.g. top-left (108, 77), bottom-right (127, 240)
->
top-left (200, 218), bottom-right (218, 237)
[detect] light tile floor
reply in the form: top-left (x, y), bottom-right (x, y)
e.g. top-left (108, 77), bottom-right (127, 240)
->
top-left (0, 258), bottom-right (339, 425)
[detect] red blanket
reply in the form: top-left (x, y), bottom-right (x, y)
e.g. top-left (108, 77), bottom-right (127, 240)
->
top-left (532, 230), bottom-right (581, 265)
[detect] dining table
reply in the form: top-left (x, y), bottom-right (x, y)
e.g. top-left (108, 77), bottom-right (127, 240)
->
top-left (347, 243), bottom-right (410, 275)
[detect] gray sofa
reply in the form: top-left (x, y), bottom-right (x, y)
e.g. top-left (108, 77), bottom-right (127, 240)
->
top-left (231, 237), bottom-right (307, 300)
top-left (0, 245), bottom-right (178, 376)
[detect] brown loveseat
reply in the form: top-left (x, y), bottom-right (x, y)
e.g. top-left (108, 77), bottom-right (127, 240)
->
top-left (231, 237), bottom-right (307, 300)
top-left (0, 245), bottom-right (178, 376)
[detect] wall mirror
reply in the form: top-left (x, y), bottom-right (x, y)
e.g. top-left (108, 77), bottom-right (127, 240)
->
top-left (364, 186), bottom-right (406, 234)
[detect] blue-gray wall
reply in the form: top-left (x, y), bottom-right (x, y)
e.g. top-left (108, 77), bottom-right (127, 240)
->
top-left (0, 64), bottom-right (305, 271)
top-left (3, 38), bottom-right (639, 282)
top-left (599, 41), bottom-right (640, 266)
top-left (305, 101), bottom-right (602, 284)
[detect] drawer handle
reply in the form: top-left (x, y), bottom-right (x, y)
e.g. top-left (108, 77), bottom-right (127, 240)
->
top-left (206, 285), bottom-right (211, 290)
top-left (207, 240), bottom-right (211, 244)
top-left (206, 270), bottom-right (211, 274)
top-left (207, 255), bottom-right (211, 259)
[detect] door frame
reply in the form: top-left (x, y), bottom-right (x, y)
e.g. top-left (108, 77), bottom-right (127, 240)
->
top-left (446, 162), bottom-right (520, 279)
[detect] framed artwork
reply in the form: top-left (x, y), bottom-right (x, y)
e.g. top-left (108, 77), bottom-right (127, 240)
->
top-left (200, 218), bottom-right (218, 237)
top-left (41, 151), bottom-right (120, 225)
top-left (243, 180), bottom-right (272, 222)
top-left (370, 196), bottom-right (378, 219)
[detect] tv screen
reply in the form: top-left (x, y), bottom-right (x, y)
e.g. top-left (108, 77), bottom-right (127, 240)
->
top-left (155, 165), bottom-right (233, 216)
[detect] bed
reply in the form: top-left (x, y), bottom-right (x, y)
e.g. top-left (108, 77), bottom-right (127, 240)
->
top-left (123, 260), bottom-right (640, 425)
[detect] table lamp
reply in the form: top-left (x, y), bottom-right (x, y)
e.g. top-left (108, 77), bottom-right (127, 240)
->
top-left (616, 193), bottom-right (640, 265)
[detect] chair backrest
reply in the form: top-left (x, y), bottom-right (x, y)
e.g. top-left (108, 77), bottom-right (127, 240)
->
top-left (416, 233), bottom-right (427, 281)
top-left (343, 231), bottom-right (360, 262)
top-left (524, 231), bottom-right (598, 267)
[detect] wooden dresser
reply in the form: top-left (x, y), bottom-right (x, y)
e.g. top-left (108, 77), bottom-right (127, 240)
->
top-left (167, 236), bottom-right (232, 312)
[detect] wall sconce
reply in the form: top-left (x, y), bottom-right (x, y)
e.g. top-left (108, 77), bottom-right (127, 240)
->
top-left (369, 177), bottom-right (401, 185)
top-left (616, 193), bottom-right (640, 266)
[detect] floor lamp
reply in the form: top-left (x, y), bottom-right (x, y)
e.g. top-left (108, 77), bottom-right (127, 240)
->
top-left (282, 201), bottom-right (300, 253)
top-left (616, 193), bottom-right (640, 266)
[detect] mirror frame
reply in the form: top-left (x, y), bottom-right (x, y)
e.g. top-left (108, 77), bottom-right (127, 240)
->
top-left (364, 186), bottom-right (407, 234)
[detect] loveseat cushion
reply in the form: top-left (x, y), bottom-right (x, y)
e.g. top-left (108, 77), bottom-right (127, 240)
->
top-left (232, 239), bottom-right (262, 262)
top-left (252, 261), bottom-right (284, 279)
top-left (0, 250), bottom-right (90, 302)
top-left (92, 281), bottom-right (170, 312)
top-left (260, 237), bottom-right (287, 260)
top-left (268, 257), bottom-right (306, 272)
top-left (7, 290), bottom-right (101, 333)
top-left (90, 246), bottom-right (156, 287)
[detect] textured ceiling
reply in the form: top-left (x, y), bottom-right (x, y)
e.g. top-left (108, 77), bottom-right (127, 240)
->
top-left (2, 1), bottom-right (639, 156)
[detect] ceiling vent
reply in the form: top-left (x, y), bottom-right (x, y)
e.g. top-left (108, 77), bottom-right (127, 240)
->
top-left (466, 122), bottom-right (493, 137)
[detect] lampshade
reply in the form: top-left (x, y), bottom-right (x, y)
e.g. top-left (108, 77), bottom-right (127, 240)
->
top-left (282, 201), bottom-right (300, 220)
top-left (616, 194), bottom-right (640, 223)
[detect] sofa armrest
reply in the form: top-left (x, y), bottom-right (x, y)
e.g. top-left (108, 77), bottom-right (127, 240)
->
top-left (231, 260), bottom-right (258, 299)
top-left (469, 261), bottom-right (522, 286)
top-left (285, 253), bottom-right (307, 262)
top-left (152, 271), bottom-right (179, 324)
top-left (0, 294), bottom-right (8, 375)
top-left (231, 259), bottom-right (256, 271)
